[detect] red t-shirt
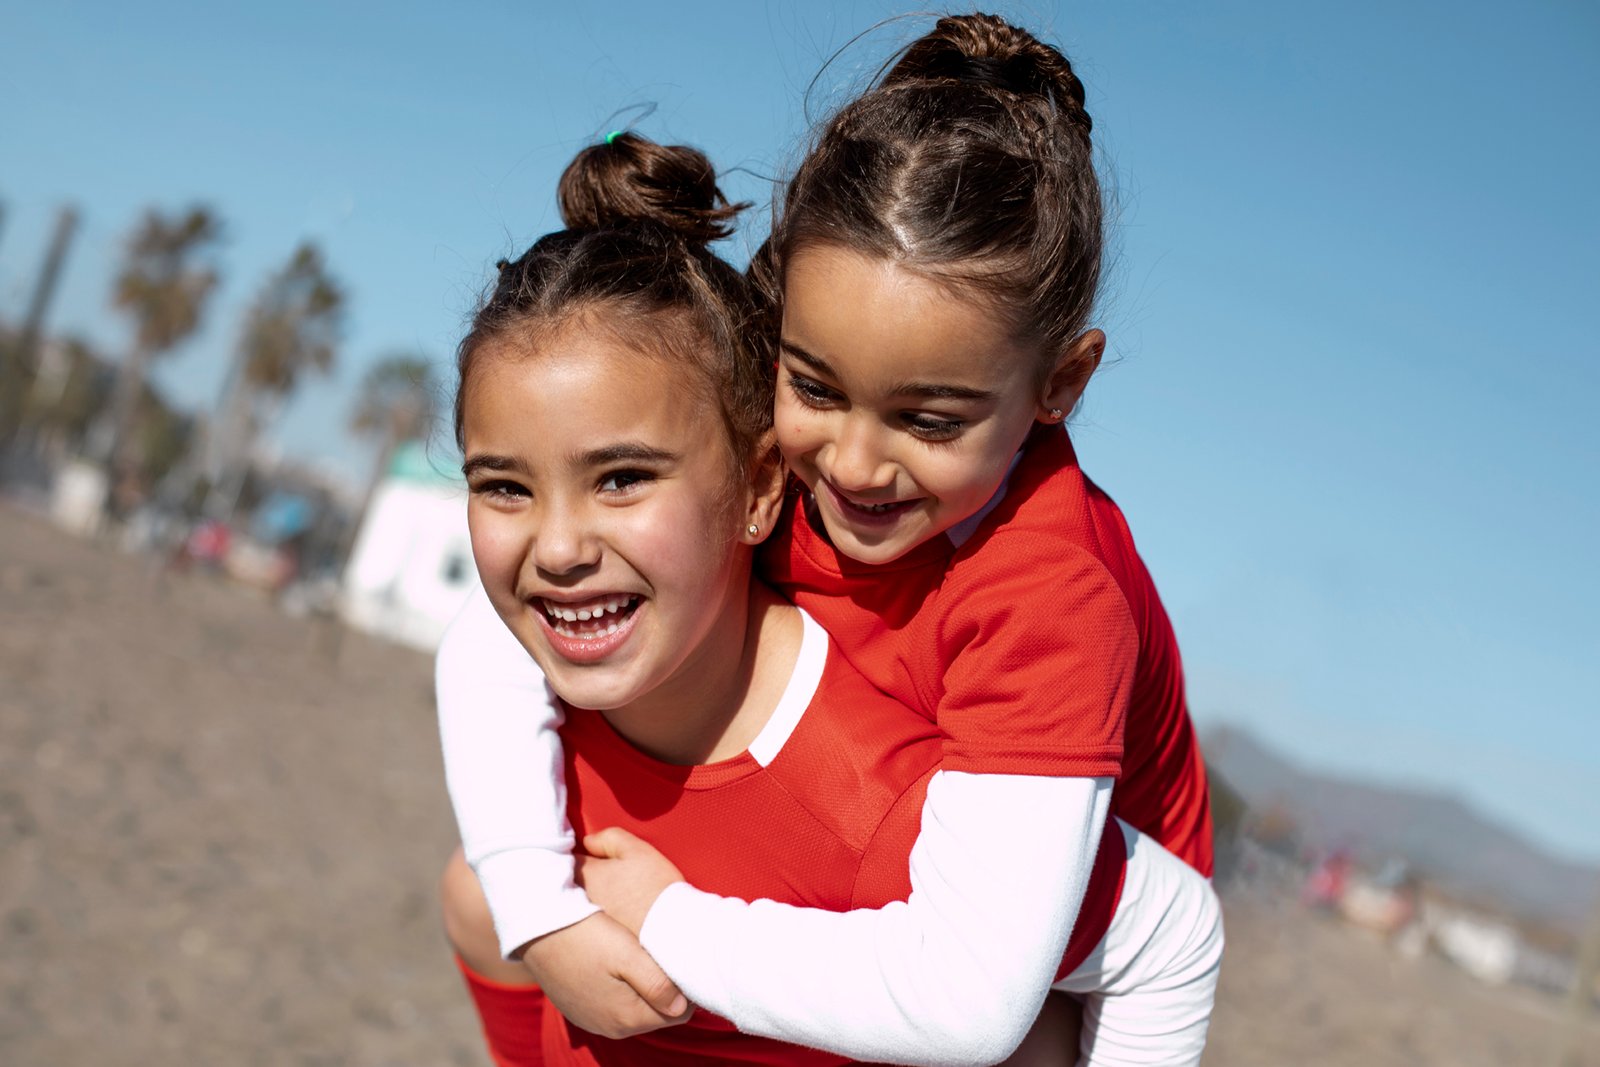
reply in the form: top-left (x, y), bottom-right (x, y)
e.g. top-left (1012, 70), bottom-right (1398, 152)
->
top-left (540, 631), bottom-right (940, 1065)
top-left (760, 426), bottom-right (1214, 878)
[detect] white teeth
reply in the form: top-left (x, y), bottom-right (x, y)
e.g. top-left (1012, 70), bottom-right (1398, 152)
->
top-left (541, 595), bottom-right (639, 626)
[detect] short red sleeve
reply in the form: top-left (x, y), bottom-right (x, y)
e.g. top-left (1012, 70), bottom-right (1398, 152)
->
top-left (928, 534), bottom-right (1136, 777)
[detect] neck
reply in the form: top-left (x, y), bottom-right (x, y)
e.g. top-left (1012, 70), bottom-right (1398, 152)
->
top-left (599, 579), bottom-right (802, 766)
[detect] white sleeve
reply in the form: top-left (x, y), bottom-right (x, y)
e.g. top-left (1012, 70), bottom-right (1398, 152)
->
top-left (435, 584), bottom-right (599, 958)
top-left (638, 771), bottom-right (1111, 1067)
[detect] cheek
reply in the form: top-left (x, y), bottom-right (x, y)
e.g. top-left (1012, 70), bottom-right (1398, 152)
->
top-left (466, 505), bottom-right (525, 587)
top-left (915, 449), bottom-right (1012, 507)
top-left (773, 398), bottom-right (826, 469)
top-left (628, 495), bottom-right (743, 596)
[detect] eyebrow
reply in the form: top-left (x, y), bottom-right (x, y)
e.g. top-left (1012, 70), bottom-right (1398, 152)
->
top-left (780, 339), bottom-right (834, 377)
top-left (780, 338), bottom-right (998, 403)
top-left (463, 443), bottom-right (678, 479)
top-left (578, 443), bottom-right (679, 467)
top-left (461, 453), bottom-right (527, 478)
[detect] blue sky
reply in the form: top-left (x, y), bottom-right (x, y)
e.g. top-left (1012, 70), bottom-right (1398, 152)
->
top-left (4, 1), bottom-right (1596, 863)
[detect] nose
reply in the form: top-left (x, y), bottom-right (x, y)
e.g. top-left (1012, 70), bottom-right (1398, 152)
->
top-left (823, 415), bottom-right (895, 493)
top-left (529, 501), bottom-right (602, 577)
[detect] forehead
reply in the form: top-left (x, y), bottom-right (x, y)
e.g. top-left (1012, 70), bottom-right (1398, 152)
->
top-left (781, 245), bottom-right (1040, 385)
top-left (464, 327), bottom-right (720, 448)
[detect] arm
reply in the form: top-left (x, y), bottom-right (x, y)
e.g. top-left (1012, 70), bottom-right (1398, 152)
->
top-left (435, 584), bottom-right (596, 955)
top-left (436, 586), bottom-right (688, 1034)
top-left (637, 772), bottom-right (1112, 1067)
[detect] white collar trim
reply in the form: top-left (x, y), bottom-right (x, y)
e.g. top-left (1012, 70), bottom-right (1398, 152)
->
top-left (746, 608), bottom-right (828, 767)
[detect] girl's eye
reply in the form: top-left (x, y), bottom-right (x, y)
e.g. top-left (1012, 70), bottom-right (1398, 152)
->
top-left (785, 373), bottom-right (840, 408)
top-left (599, 469), bottom-right (654, 494)
top-left (473, 479), bottom-right (529, 503)
top-left (904, 414), bottom-right (965, 442)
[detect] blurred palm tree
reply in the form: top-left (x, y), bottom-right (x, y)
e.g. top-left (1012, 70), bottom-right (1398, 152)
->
top-left (346, 353), bottom-right (437, 551)
top-left (208, 242), bottom-right (344, 519)
top-left (101, 206), bottom-right (222, 472)
top-left (351, 354), bottom-right (436, 482)
top-left (237, 243), bottom-right (343, 399)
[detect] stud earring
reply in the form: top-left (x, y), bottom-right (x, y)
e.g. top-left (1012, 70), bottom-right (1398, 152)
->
top-left (1047, 407), bottom-right (1064, 422)
top-left (747, 524), bottom-right (760, 537)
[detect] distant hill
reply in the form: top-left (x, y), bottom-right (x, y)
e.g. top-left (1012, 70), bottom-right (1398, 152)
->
top-left (1204, 724), bottom-right (1600, 931)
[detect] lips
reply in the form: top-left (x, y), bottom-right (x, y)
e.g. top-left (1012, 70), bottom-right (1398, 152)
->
top-left (820, 479), bottom-right (918, 528)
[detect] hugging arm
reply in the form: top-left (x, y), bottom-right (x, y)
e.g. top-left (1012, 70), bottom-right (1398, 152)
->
top-left (436, 585), bottom-right (597, 953)
top-left (436, 586), bottom-right (686, 1035)
top-left (640, 772), bottom-right (1112, 1067)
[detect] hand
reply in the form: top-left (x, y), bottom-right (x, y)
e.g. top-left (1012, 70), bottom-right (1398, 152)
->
top-left (578, 827), bottom-right (686, 937)
top-left (518, 912), bottom-right (692, 1038)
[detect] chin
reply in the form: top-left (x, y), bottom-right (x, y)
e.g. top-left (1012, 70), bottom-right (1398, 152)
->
top-left (834, 533), bottom-right (917, 566)
top-left (544, 674), bottom-right (640, 713)
top-left (521, 646), bottom-right (632, 710)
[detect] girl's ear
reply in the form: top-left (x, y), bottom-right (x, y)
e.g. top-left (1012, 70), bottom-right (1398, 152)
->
top-left (1038, 329), bottom-right (1105, 422)
top-left (741, 431), bottom-right (788, 544)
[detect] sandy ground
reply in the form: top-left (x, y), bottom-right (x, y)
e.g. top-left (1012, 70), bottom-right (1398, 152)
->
top-left (2, 501), bottom-right (1595, 1065)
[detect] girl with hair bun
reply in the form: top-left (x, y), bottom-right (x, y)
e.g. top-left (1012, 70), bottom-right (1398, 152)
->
top-left (447, 131), bottom-right (955, 1065)
top-left (441, 14), bottom-right (1222, 1067)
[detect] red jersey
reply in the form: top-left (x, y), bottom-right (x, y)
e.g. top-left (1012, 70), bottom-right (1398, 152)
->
top-left (760, 426), bottom-right (1214, 879)
top-left (540, 619), bottom-right (940, 1066)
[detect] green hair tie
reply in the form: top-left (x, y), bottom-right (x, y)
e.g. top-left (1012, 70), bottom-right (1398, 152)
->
top-left (605, 130), bottom-right (624, 145)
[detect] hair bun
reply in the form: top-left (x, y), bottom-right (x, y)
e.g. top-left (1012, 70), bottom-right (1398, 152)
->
top-left (886, 13), bottom-right (1092, 137)
top-left (558, 132), bottom-right (746, 245)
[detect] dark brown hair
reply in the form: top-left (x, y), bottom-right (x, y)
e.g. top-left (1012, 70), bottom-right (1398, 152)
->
top-left (454, 133), bottom-right (771, 465)
top-left (770, 12), bottom-right (1104, 383)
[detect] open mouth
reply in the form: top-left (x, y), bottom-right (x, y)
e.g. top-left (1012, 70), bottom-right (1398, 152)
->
top-left (536, 594), bottom-right (641, 640)
top-left (821, 480), bottom-right (918, 524)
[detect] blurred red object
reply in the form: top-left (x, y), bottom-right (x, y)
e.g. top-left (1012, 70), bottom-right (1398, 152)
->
top-left (1302, 849), bottom-right (1352, 911)
top-left (183, 520), bottom-right (231, 567)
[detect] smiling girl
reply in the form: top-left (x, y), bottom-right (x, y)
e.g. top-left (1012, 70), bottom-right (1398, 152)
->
top-left (447, 137), bottom-right (976, 1064)
top-left (441, 13), bottom-right (1222, 1067)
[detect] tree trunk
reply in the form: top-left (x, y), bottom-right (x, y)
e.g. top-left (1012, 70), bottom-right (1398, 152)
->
top-left (100, 342), bottom-right (154, 471)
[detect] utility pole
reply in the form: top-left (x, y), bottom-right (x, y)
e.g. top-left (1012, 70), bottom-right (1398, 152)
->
top-left (7, 207), bottom-right (79, 439)
top-left (16, 206), bottom-right (79, 381)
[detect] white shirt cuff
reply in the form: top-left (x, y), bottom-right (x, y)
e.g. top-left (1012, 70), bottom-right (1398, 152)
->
top-left (476, 848), bottom-right (601, 959)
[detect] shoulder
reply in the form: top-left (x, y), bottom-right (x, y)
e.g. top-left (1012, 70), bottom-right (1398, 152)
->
top-left (941, 432), bottom-right (1146, 626)
top-left (942, 527), bottom-right (1133, 638)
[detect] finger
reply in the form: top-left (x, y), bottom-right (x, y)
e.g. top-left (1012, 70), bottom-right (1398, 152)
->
top-left (583, 826), bottom-right (643, 859)
top-left (615, 951), bottom-right (690, 1020)
top-left (602, 996), bottom-right (685, 1039)
top-left (572, 853), bottom-right (594, 888)
top-left (589, 989), bottom-right (675, 1040)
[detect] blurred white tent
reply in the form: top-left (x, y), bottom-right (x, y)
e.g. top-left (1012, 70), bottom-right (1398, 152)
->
top-left (340, 441), bottom-right (475, 651)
